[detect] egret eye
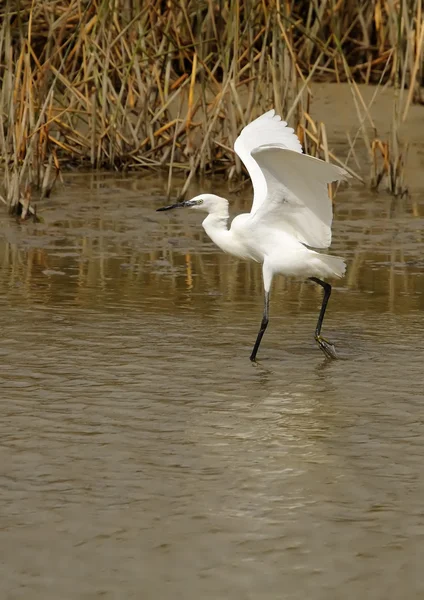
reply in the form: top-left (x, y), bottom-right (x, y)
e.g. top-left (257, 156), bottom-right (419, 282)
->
top-left (197, 199), bottom-right (204, 205)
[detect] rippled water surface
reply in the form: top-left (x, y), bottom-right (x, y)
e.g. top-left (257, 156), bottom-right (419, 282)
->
top-left (1, 173), bottom-right (423, 599)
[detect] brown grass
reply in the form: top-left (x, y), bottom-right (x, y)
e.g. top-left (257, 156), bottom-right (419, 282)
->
top-left (0, 0), bottom-right (422, 216)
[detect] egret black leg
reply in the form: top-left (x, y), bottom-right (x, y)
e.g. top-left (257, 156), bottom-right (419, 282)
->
top-left (250, 291), bottom-right (270, 362)
top-left (309, 277), bottom-right (338, 359)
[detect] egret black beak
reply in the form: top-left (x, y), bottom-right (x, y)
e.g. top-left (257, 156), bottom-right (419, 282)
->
top-left (156, 200), bottom-right (199, 211)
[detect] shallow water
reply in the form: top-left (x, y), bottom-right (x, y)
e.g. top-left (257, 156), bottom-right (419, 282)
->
top-left (1, 173), bottom-right (424, 599)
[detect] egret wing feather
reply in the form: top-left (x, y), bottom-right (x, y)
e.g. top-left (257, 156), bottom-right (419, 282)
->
top-left (250, 145), bottom-right (349, 249)
top-left (234, 110), bottom-right (303, 214)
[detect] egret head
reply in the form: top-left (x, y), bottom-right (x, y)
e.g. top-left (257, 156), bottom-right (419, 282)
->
top-left (156, 194), bottom-right (228, 216)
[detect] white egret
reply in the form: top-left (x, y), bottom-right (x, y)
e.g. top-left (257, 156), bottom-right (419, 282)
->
top-left (157, 110), bottom-right (349, 361)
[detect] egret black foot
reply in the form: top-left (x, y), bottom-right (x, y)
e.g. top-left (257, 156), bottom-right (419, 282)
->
top-left (315, 335), bottom-right (338, 360)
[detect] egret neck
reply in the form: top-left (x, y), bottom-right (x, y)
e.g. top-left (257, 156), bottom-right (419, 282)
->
top-left (201, 204), bottom-right (233, 255)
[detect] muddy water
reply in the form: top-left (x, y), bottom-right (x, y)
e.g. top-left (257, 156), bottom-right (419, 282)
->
top-left (1, 173), bottom-right (423, 599)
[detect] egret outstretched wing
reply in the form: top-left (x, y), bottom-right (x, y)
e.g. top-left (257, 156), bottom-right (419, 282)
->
top-left (250, 145), bottom-right (349, 249)
top-left (234, 110), bottom-right (303, 214)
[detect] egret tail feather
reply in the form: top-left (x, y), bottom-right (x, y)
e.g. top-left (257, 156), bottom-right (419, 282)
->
top-left (320, 254), bottom-right (346, 279)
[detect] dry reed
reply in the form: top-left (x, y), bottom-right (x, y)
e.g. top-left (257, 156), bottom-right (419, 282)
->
top-left (0, 0), bottom-right (422, 215)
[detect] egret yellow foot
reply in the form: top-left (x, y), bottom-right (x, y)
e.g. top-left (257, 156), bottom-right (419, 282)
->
top-left (315, 335), bottom-right (338, 360)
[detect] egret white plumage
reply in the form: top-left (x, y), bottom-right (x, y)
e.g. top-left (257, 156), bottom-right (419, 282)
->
top-left (157, 110), bottom-right (349, 361)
